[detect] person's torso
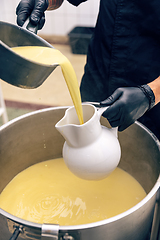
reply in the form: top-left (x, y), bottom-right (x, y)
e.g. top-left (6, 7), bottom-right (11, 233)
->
top-left (80, 0), bottom-right (160, 101)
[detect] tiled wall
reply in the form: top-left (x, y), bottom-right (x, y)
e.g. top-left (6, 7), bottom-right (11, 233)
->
top-left (0, 0), bottom-right (100, 35)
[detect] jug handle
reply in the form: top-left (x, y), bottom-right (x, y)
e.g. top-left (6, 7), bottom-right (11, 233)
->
top-left (97, 106), bottom-right (118, 138)
top-left (22, 18), bottom-right (38, 34)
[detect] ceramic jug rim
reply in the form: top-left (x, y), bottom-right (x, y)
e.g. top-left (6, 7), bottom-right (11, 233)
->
top-left (56, 103), bottom-right (98, 128)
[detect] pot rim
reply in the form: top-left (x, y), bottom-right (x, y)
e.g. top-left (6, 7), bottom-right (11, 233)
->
top-left (0, 107), bottom-right (160, 231)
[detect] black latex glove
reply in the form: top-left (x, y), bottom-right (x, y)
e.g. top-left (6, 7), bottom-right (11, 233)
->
top-left (16, 0), bottom-right (48, 30)
top-left (100, 85), bottom-right (155, 131)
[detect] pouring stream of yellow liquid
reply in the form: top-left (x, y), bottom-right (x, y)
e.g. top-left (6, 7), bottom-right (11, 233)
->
top-left (0, 158), bottom-right (146, 225)
top-left (11, 46), bottom-right (84, 124)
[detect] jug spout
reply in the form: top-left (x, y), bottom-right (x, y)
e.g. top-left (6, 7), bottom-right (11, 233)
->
top-left (55, 104), bottom-right (102, 148)
top-left (55, 107), bottom-right (82, 148)
top-left (55, 124), bottom-right (81, 148)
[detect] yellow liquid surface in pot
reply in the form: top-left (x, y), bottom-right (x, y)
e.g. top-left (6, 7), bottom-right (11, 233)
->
top-left (0, 158), bottom-right (146, 225)
top-left (12, 46), bottom-right (84, 124)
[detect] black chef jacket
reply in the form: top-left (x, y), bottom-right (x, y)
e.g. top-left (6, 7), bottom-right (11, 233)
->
top-left (68, 0), bottom-right (160, 139)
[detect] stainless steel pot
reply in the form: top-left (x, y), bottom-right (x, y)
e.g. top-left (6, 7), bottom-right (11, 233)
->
top-left (0, 107), bottom-right (160, 240)
top-left (0, 21), bottom-right (58, 89)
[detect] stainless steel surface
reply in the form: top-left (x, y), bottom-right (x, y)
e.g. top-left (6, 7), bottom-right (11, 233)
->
top-left (9, 226), bottom-right (23, 240)
top-left (0, 106), bottom-right (159, 240)
top-left (150, 189), bottom-right (160, 240)
top-left (0, 21), bottom-right (58, 89)
top-left (41, 224), bottom-right (59, 240)
top-left (22, 18), bottom-right (38, 34)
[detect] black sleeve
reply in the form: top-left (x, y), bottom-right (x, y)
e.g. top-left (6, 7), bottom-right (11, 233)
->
top-left (67, 0), bottom-right (87, 6)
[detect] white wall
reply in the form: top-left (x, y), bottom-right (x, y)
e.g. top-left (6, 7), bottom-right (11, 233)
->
top-left (0, 0), bottom-right (100, 36)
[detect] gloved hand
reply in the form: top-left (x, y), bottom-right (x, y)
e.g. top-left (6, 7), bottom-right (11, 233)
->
top-left (16, 0), bottom-right (48, 30)
top-left (100, 85), bottom-right (155, 131)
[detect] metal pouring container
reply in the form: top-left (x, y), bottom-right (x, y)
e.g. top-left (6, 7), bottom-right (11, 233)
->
top-left (0, 107), bottom-right (160, 240)
top-left (0, 21), bottom-right (58, 89)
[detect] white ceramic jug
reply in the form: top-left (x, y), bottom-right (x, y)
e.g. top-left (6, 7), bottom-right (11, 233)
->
top-left (55, 104), bottom-right (121, 180)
